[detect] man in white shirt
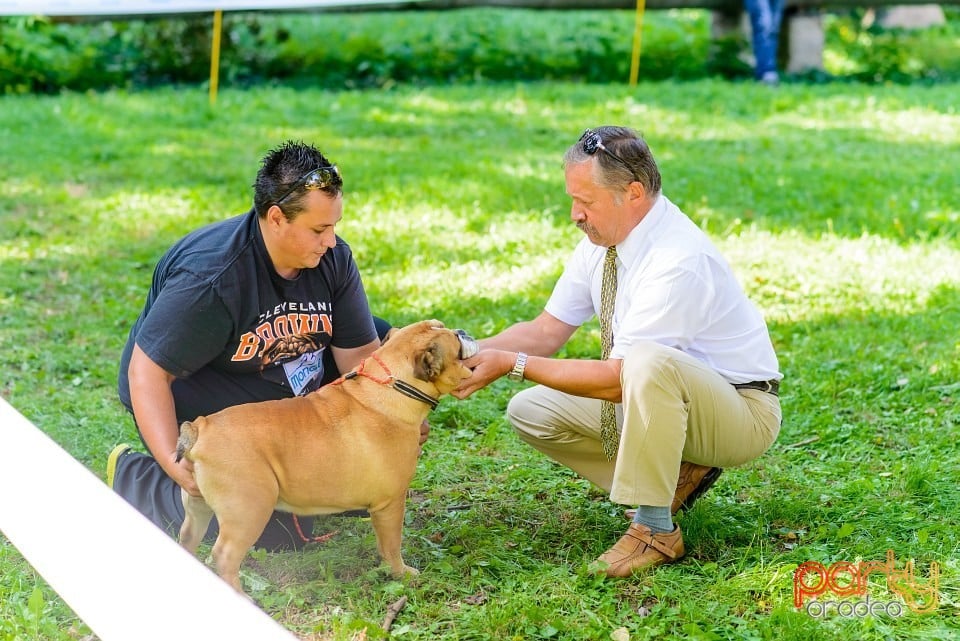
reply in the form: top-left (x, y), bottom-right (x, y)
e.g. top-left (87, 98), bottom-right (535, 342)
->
top-left (454, 126), bottom-right (782, 577)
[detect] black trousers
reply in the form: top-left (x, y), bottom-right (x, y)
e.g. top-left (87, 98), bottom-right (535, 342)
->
top-left (112, 448), bottom-right (312, 550)
top-left (112, 317), bottom-right (392, 551)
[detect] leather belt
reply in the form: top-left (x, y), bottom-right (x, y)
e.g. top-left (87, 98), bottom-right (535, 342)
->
top-left (733, 379), bottom-right (780, 396)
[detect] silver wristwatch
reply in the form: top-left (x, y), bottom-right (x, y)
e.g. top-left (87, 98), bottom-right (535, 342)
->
top-left (507, 352), bottom-right (528, 382)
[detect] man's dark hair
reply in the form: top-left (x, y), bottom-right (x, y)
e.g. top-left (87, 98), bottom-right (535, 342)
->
top-left (564, 126), bottom-right (662, 197)
top-left (252, 140), bottom-right (343, 219)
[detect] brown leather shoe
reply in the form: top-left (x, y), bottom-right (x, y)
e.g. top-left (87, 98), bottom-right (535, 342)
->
top-left (623, 463), bottom-right (723, 521)
top-left (672, 462), bottom-right (722, 514)
top-left (592, 523), bottom-right (685, 578)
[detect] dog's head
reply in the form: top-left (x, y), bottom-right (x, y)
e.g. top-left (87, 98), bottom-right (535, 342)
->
top-left (378, 320), bottom-right (475, 396)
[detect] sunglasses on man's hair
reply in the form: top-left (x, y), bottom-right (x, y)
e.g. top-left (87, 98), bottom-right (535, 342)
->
top-left (578, 129), bottom-right (639, 182)
top-left (274, 165), bottom-right (341, 206)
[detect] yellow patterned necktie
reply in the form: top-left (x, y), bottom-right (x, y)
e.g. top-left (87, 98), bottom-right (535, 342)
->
top-left (599, 246), bottom-right (619, 460)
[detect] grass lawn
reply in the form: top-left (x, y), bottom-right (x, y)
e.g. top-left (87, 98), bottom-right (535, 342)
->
top-left (1, 79), bottom-right (958, 640)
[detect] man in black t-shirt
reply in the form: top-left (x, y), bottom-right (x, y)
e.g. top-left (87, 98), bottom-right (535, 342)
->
top-left (109, 141), bottom-right (401, 549)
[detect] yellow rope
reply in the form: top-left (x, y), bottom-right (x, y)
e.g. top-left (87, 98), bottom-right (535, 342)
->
top-left (629, 0), bottom-right (646, 86)
top-left (209, 9), bottom-right (223, 105)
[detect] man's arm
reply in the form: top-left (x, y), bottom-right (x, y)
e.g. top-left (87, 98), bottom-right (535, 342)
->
top-left (456, 349), bottom-right (622, 402)
top-left (478, 310), bottom-right (578, 356)
top-left (330, 337), bottom-right (381, 376)
top-left (127, 343), bottom-right (200, 496)
top-left (455, 311), bottom-right (619, 399)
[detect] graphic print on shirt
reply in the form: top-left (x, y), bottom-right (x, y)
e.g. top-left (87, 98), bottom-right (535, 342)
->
top-left (260, 332), bottom-right (329, 367)
top-left (230, 305), bottom-right (334, 395)
top-left (265, 332), bottom-right (330, 396)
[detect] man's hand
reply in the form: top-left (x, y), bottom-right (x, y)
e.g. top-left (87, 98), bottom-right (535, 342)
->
top-left (165, 452), bottom-right (201, 497)
top-left (452, 350), bottom-right (515, 399)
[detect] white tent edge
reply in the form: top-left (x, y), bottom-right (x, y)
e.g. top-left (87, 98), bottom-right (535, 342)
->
top-left (0, 396), bottom-right (297, 641)
top-left (0, 1), bottom-right (406, 17)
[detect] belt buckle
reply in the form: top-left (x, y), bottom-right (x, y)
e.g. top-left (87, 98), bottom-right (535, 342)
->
top-left (760, 380), bottom-right (774, 394)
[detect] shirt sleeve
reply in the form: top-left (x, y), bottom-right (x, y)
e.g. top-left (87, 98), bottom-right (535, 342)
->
top-left (544, 243), bottom-right (597, 328)
top-left (329, 245), bottom-right (378, 349)
top-left (134, 273), bottom-right (234, 378)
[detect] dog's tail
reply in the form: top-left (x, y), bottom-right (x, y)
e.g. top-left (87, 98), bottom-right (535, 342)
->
top-left (175, 420), bottom-right (199, 463)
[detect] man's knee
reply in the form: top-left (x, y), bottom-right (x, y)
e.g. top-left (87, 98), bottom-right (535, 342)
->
top-left (506, 386), bottom-right (572, 446)
top-left (621, 341), bottom-right (683, 389)
top-left (506, 388), bottom-right (542, 436)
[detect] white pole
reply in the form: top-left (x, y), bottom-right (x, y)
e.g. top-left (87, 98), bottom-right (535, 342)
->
top-left (0, 397), bottom-right (296, 641)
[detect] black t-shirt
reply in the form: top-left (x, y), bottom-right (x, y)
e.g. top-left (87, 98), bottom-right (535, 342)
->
top-left (117, 208), bottom-right (377, 422)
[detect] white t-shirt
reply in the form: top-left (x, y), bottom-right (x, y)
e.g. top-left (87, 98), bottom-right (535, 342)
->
top-left (545, 195), bottom-right (781, 384)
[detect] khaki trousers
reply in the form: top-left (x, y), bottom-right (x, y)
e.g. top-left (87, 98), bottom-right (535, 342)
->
top-left (508, 341), bottom-right (782, 507)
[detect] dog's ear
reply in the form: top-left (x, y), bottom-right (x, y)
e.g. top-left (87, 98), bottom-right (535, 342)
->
top-left (413, 340), bottom-right (445, 381)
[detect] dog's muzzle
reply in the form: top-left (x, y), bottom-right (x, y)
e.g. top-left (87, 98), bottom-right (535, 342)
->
top-left (455, 329), bottom-right (479, 359)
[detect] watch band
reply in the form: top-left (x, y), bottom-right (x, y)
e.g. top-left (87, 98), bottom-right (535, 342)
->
top-left (507, 352), bottom-right (528, 382)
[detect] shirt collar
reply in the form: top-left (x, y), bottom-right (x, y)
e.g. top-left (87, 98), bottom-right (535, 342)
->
top-left (614, 194), bottom-right (668, 267)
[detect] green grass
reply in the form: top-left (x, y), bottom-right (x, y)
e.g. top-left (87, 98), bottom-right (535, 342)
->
top-left (1, 80), bottom-right (958, 640)
top-left (5, 7), bottom-right (960, 93)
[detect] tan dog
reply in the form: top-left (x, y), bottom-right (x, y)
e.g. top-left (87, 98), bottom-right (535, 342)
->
top-left (175, 320), bottom-right (476, 592)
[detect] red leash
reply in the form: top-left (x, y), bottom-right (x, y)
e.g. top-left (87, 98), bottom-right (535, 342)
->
top-left (291, 353), bottom-right (387, 544)
top-left (330, 353), bottom-right (394, 386)
top-left (292, 515), bottom-right (339, 545)
top-left (290, 356), bottom-right (385, 544)
top-left (331, 353), bottom-right (439, 409)
top-left (293, 353), bottom-right (431, 544)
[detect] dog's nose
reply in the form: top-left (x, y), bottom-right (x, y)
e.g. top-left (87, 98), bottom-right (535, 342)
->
top-left (454, 329), bottom-right (479, 359)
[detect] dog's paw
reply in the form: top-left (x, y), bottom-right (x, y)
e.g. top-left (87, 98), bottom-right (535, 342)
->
top-left (392, 564), bottom-right (420, 580)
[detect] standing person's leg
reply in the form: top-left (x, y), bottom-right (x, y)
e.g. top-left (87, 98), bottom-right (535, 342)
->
top-left (768, 0), bottom-right (785, 74)
top-left (745, 0), bottom-right (781, 82)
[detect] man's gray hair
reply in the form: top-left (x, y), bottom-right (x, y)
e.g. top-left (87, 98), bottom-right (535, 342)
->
top-left (563, 126), bottom-right (662, 197)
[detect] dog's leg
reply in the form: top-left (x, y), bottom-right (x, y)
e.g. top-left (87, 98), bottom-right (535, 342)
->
top-left (179, 489), bottom-right (214, 555)
top-left (369, 499), bottom-right (419, 578)
top-left (210, 496), bottom-right (276, 593)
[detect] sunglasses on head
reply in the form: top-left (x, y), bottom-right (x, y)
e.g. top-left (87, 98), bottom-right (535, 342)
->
top-left (274, 165), bottom-right (341, 206)
top-left (578, 129), bottom-right (639, 182)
